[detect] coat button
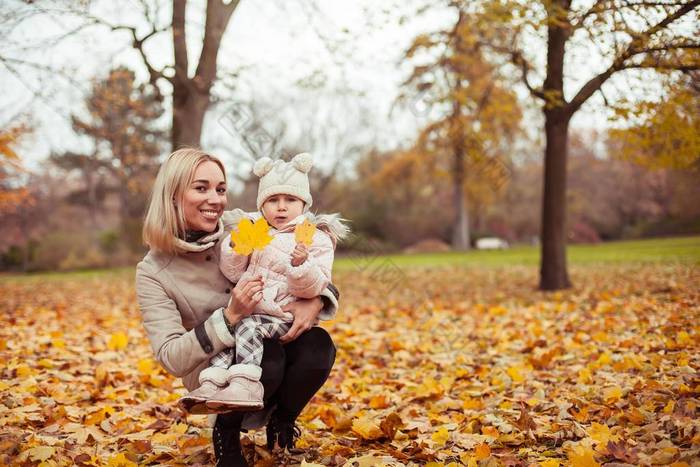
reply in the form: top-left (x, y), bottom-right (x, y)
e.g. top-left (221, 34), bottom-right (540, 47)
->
top-left (205, 255), bottom-right (212, 261)
top-left (225, 288), bottom-right (231, 294)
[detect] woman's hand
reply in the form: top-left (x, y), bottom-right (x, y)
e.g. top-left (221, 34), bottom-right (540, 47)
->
top-left (279, 296), bottom-right (323, 343)
top-left (225, 275), bottom-right (264, 324)
top-left (290, 243), bottom-right (309, 267)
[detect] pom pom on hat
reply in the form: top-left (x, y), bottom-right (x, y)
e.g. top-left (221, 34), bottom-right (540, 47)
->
top-left (291, 152), bottom-right (313, 174)
top-left (253, 157), bottom-right (275, 178)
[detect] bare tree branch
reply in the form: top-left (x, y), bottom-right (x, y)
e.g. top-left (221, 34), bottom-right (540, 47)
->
top-left (83, 14), bottom-right (171, 94)
top-left (172, 0), bottom-right (188, 82)
top-left (194, 0), bottom-right (242, 91)
top-left (567, 0), bottom-right (700, 116)
top-left (511, 48), bottom-right (546, 100)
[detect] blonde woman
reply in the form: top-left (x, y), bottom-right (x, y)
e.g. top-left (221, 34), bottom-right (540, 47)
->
top-left (136, 148), bottom-right (339, 466)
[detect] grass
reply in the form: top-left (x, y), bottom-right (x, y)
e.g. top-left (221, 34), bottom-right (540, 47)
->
top-left (1, 235), bottom-right (697, 283)
top-left (334, 235), bottom-right (700, 270)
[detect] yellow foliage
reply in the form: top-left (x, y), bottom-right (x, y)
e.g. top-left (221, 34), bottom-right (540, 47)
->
top-left (107, 332), bottom-right (128, 350)
top-left (568, 444), bottom-right (600, 467)
top-left (230, 218), bottom-right (272, 255)
top-left (610, 81), bottom-right (700, 170)
top-left (27, 446), bottom-right (55, 462)
top-left (431, 426), bottom-right (450, 446)
top-left (351, 416), bottom-right (383, 440)
top-left (603, 386), bottom-right (623, 404)
top-left (107, 453), bottom-right (137, 467)
top-left (474, 443), bottom-right (491, 460)
top-left (587, 422), bottom-right (620, 446)
top-left (294, 219), bottom-right (317, 247)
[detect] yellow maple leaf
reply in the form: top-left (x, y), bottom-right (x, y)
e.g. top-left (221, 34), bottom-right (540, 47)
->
top-left (568, 444), bottom-right (600, 467)
top-left (230, 218), bottom-right (272, 255)
top-left (474, 443), bottom-right (491, 460)
top-left (676, 331), bottom-right (690, 346)
top-left (137, 358), bottom-right (155, 376)
top-left (431, 426), bottom-right (450, 446)
top-left (603, 386), bottom-right (623, 404)
top-left (587, 422), bottom-right (619, 446)
top-left (507, 365), bottom-right (525, 383)
top-left (108, 332), bottom-right (128, 350)
top-left (351, 416), bottom-right (383, 440)
top-left (368, 393), bottom-right (390, 409)
top-left (663, 400), bottom-right (675, 414)
top-left (539, 460), bottom-right (561, 467)
top-left (171, 422), bottom-right (188, 434)
top-left (27, 446), bottom-right (55, 462)
top-left (459, 453), bottom-right (479, 467)
top-left (107, 452), bottom-right (137, 467)
top-left (294, 219), bottom-right (317, 246)
top-left (16, 364), bottom-right (33, 377)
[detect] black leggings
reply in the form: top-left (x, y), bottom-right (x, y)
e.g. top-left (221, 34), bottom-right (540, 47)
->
top-left (216, 326), bottom-right (336, 432)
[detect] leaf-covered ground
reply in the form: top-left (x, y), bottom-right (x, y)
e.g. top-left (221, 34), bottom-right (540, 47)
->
top-left (1, 263), bottom-right (698, 466)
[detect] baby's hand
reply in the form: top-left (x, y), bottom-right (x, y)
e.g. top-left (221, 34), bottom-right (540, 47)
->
top-left (291, 243), bottom-right (309, 267)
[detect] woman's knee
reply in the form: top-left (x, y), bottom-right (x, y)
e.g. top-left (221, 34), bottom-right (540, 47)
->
top-left (285, 327), bottom-right (336, 371)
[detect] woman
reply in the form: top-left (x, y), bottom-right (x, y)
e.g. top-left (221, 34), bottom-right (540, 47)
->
top-left (135, 148), bottom-right (339, 466)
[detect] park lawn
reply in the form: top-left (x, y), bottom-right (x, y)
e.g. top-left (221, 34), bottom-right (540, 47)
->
top-left (0, 235), bottom-right (697, 285)
top-left (334, 234), bottom-right (700, 270)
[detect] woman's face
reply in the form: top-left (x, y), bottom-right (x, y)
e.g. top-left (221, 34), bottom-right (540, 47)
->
top-left (181, 161), bottom-right (227, 232)
top-left (262, 194), bottom-right (304, 229)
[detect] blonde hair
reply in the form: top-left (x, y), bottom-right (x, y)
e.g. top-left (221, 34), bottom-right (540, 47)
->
top-left (143, 148), bottom-right (226, 255)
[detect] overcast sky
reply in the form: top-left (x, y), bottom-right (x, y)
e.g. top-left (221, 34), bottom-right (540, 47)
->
top-left (1, 0), bottom-right (676, 183)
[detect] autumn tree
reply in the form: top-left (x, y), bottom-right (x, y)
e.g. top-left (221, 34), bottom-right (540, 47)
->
top-left (470, 0), bottom-right (700, 289)
top-left (609, 72), bottom-right (700, 170)
top-left (74, 0), bottom-right (243, 149)
top-left (51, 67), bottom-right (165, 247)
top-left (403, 7), bottom-right (521, 250)
top-left (0, 124), bottom-right (32, 215)
top-left (2, 0), bottom-right (243, 150)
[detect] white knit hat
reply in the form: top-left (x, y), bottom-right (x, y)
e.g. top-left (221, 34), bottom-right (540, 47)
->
top-left (254, 153), bottom-right (313, 212)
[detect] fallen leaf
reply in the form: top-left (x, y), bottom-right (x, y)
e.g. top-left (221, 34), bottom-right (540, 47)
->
top-left (27, 446), bottom-right (55, 462)
top-left (107, 332), bottom-right (128, 351)
top-left (568, 444), bottom-right (600, 467)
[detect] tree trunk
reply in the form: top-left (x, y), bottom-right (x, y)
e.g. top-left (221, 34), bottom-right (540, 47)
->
top-left (540, 110), bottom-right (572, 290)
top-left (539, 0), bottom-right (572, 291)
top-left (452, 148), bottom-right (471, 250)
top-left (171, 83), bottom-right (209, 149)
top-left (170, 0), bottom-right (241, 150)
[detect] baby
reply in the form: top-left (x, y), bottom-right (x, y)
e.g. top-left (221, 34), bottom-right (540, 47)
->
top-left (179, 153), bottom-right (348, 413)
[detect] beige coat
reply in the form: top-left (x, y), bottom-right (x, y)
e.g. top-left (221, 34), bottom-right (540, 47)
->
top-left (135, 209), bottom-right (339, 428)
top-left (220, 211), bottom-right (341, 320)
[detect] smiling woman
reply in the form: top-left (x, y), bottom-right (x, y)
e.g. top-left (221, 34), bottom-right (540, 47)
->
top-left (142, 149), bottom-right (229, 255)
top-left (181, 161), bottom-right (228, 233)
top-left (136, 148), bottom-right (340, 466)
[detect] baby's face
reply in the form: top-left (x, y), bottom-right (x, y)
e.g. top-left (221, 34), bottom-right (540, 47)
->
top-left (262, 194), bottom-right (304, 229)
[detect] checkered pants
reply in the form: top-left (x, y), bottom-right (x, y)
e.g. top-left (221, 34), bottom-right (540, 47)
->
top-left (210, 314), bottom-right (292, 368)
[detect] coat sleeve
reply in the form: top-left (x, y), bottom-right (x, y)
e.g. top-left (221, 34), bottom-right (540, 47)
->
top-left (219, 239), bottom-right (250, 283)
top-left (287, 232), bottom-right (334, 301)
top-left (135, 263), bottom-right (236, 378)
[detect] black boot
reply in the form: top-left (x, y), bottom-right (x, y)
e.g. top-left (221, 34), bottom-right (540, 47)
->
top-left (213, 415), bottom-right (248, 467)
top-left (266, 413), bottom-right (301, 451)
